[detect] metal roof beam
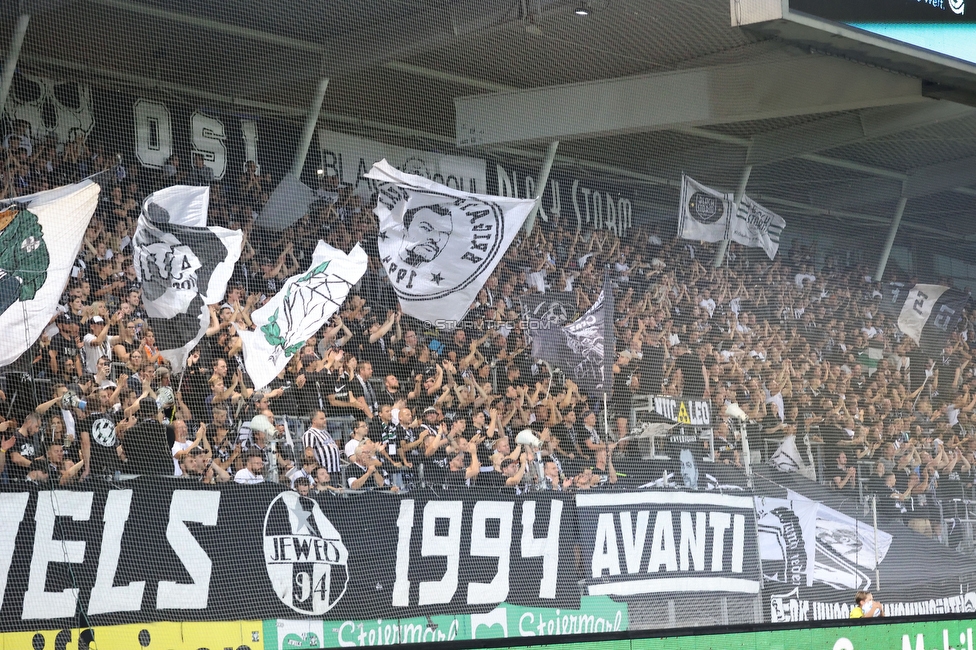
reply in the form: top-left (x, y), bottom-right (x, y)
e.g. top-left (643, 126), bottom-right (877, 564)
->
top-left (88, 0), bottom-right (324, 53)
top-left (747, 101), bottom-right (975, 166)
top-left (810, 155), bottom-right (976, 207)
top-left (454, 56), bottom-right (925, 147)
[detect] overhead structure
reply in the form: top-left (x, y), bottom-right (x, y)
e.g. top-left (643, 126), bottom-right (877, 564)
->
top-left (2, 0), bottom-right (976, 272)
top-left (454, 56), bottom-right (926, 148)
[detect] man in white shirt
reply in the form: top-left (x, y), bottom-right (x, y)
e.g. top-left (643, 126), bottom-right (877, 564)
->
top-left (234, 449), bottom-right (266, 484)
top-left (345, 419), bottom-right (369, 460)
top-left (83, 315), bottom-right (119, 374)
top-left (171, 421), bottom-right (207, 477)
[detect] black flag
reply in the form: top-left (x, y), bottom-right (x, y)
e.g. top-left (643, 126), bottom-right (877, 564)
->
top-left (531, 286), bottom-right (611, 399)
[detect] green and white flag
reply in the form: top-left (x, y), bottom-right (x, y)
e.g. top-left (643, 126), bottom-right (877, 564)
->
top-left (0, 179), bottom-right (100, 367)
top-left (239, 241), bottom-right (368, 390)
top-left (730, 196), bottom-right (786, 260)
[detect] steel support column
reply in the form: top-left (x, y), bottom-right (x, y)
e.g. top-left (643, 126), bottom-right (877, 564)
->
top-left (290, 77), bottom-right (330, 179)
top-left (714, 165), bottom-right (753, 268)
top-left (874, 193), bottom-right (908, 282)
top-left (524, 141), bottom-right (559, 234)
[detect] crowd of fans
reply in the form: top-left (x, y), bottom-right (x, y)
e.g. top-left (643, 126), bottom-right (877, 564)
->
top-left (4, 121), bottom-right (976, 541)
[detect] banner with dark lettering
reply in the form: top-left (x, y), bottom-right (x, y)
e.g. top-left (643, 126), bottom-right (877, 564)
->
top-left (575, 491), bottom-right (761, 599)
top-left (754, 484), bottom-right (976, 623)
top-left (0, 481), bottom-right (576, 632)
top-left (488, 160), bottom-right (636, 236)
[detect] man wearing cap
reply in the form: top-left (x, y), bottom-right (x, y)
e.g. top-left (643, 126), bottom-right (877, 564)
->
top-left (246, 392), bottom-right (293, 473)
top-left (234, 448), bottom-right (266, 484)
top-left (83, 312), bottom-right (122, 374)
top-left (49, 313), bottom-right (83, 380)
top-left (79, 381), bottom-right (132, 478)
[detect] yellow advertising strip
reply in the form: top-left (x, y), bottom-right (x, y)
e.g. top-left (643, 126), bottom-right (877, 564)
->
top-left (0, 620), bottom-right (263, 650)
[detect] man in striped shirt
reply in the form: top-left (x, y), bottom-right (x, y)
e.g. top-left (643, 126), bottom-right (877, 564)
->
top-left (302, 410), bottom-right (342, 474)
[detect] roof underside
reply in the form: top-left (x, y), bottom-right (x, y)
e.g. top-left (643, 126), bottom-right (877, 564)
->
top-left (3, 0), bottom-right (976, 255)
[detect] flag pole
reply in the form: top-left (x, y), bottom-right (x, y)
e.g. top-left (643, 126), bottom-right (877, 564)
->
top-left (714, 164), bottom-right (752, 268)
top-left (0, 13), bottom-right (30, 120)
top-left (524, 141), bottom-right (559, 235)
top-left (874, 192), bottom-right (908, 282)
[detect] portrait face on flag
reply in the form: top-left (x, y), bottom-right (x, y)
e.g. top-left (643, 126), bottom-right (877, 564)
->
top-left (399, 202), bottom-right (454, 266)
top-left (378, 187), bottom-right (505, 302)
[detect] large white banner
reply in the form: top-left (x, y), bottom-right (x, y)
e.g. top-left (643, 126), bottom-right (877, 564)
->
top-left (0, 180), bottom-right (100, 366)
top-left (366, 159), bottom-right (534, 324)
top-left (318, 130), bottom-right (487, 197)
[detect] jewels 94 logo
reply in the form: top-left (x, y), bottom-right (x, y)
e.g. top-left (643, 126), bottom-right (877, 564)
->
top-left (264, 491), bottom-right (349, 615)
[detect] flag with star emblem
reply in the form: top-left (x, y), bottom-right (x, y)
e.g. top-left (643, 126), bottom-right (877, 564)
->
top-left (239, 241), bottom-right (367, 390)
top-left (0, 178), bottom-right (100, 367)
top-left (365, 159), bottom-right (536, 324)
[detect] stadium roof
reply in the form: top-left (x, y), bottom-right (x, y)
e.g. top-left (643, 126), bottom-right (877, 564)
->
top-left (5, 0), bottom-right (976, 255)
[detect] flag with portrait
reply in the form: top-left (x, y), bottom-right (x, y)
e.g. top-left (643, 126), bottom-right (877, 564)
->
top-left (365, 159), bottom-right (536, 323)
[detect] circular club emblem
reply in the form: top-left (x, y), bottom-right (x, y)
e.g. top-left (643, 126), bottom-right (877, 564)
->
top-left (263, 491), bottom-right (349, 615)
top-left (378, 190), bottom-right (504, 301)
top-left (400, 156), bottom-right (431, 179)
top-left (91, 417), bottom-right (117, 447)
top-left (687, 191), bottom-right (725, 224)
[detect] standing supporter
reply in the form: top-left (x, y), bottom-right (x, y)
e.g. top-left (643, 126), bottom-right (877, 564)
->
top-left (123, 399), bottom-right (173, 475)
top-left (79, 382), bottom-right (133, 478)
top-left (303, 410), bottom-right (342, 474)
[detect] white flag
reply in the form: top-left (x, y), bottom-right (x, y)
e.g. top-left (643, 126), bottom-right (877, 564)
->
top-left (896, 283), bottom-right (950, 345)
top-left (365, 159), bottom-right (535, 323)
top-left (0, 180), bottom-right (100, 366)
top-left (730, 195), bottom-right (786, 260)
top-left (239, 241), bottom-right (367, 391)
top-left (133, 186), bottom-right (243, 370)
top-left (769, 434), bottom-right (816, 481)
top-left (677, 174), bottom-right (733, 243)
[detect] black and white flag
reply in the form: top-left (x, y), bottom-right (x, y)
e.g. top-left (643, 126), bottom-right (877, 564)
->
top-left (0, 179), bottom-right (100, 366)
top-left (880, 283), bottom-right (968, 352)
top-left (532, 286), bottom-right (611, 398)
top-left (133, 186), bottom-right (243, 370)
top-left (768, 434), bottom-right (816, 481)
top-left (756, 495), bottom-right (892, 591)
top-left (677, 174), bottom-right (733, 243)
top-left (729, 196), bottom-right (785, 260)
top-left (365, 159), bottom-right (535, 323)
